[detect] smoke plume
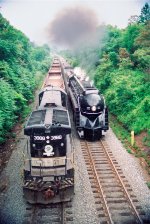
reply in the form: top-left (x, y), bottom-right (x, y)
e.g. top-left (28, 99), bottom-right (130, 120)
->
top-left (47, 6), bottom-right (98, 47)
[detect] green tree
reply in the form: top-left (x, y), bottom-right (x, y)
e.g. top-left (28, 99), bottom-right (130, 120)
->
top-left (109, 51), bottom-right (119, 67)
top-left (0, 13), bottom-right (51, 144)
top-left (134, 21), bottom-right (150, 48)
top-left (122, 24), bottom-right (141, 53)
top-left (138, 2), bottom-right (150, 24)
top-left (62, 2), bottom-right (149, 136)
top-left (119, 48), bottom-right (133, 69)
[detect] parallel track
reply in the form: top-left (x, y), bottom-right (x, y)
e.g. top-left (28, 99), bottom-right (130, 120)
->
top-left (23, 201), bottom-right (73, 224)
top-left (80, 139), bottom-right (146, 224)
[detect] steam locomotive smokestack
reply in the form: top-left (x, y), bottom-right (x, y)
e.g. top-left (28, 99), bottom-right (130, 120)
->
top-left (47, 6), bottom-right (98, 47)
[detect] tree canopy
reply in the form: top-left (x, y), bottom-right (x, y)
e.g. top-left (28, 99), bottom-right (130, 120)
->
top-left (64, 3), bottom-right (150, 135)
top-left (0, 14), bottom-right (51, 143)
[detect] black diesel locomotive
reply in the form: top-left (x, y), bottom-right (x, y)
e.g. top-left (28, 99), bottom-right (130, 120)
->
top-left (23, 58), bottom-right (74, 204)
top-left (68, 73), bottom-right (109, 140)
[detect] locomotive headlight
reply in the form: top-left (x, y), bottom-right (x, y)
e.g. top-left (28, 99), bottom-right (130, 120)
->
top-left (45, 145), bottom-right (53, 152)
top-left (91, 106), bottom-right (96, 112)
top-left (43, 145), bottom-right (54, 156)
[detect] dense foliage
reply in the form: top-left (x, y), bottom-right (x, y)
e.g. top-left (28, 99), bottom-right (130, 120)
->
top-left (65, 3), bottom-right (150, 136)
top-left (94, 3), bottom-right (150, 134)
top-left (0, 14), bottom-right (51, 143)
top-left (94, 22), bottom-right (150, 134)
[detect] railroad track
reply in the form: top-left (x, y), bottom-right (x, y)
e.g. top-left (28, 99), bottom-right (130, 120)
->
top-left (23, 201), bottom-right (73, 224)
top-left (80, 139), bottom-right (146, 224)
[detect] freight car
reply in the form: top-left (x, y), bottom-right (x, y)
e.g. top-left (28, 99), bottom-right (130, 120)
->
top-left (68, 72), bottom-right (109, 140)
top-left (23, 58), bottom-right (74, 204)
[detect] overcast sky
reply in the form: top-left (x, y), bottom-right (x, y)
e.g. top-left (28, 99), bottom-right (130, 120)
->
top-left (0, 0), bottom-right (148, 45)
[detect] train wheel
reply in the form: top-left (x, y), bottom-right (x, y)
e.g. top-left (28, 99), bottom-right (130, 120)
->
top-left (98, 130), bottom-right (102, 140)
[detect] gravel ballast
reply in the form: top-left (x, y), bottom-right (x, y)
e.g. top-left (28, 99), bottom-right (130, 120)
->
top-left (0, 132), bottom-right (27, 224)
top-left (105, 128), bottom-right (150, 220)
top-left (0, 127), bottom-right (150, 223)
top-left (72, 131), bottom-right (99, 224)
top-left (0, 83), bottom-right (150, 223)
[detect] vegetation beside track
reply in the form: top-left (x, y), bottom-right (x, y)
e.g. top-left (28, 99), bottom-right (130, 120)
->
top-left (110, 115), bottom-right (150, 175)
top-left (0, 13), bottom-right (51, 144)
top-left (62, 3), bottom-right (150, 156)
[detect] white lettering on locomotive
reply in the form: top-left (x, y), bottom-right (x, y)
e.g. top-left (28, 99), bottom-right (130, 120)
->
top-left (33, 135), bottom-right (62, 141)
top-left (51, 135), bottom-right (62, 140)
top-left (34, 136), bottom-right (45, 141)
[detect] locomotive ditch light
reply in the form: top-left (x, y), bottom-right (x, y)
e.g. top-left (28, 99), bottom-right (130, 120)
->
top-left (91, 106), bottom-right (96, 112)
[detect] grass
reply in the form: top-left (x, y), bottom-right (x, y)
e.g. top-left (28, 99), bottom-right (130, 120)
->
top-left (146, 182), bottom-right (150, 189)
top-left (142, 132), bottom-right (150, 148)
top-left (127, 149), bottom-right (132, 154)
top-left (11, 132), bottom-right (16, 138)
top-left (35, 71), bottom-right (46, 89)
top-left (110, 114), bottom-right (150, 172)
top-left (21, 106), bottom-right (32, 123)
top-left (110, 114), bottom-right (131, 147)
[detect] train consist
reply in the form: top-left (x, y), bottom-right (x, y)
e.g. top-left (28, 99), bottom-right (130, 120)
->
top-left (23, 58), bottom-right (74, 204)
top-left (62, 61), bottom-right (109, 140)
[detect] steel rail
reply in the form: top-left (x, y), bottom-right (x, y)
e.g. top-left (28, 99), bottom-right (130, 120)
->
top-left (25, 202), bottom-right (67, 224)
top-left (84, 141), bottom-right (114, 224)
top-left (100, 140), bottom-right (143, 224)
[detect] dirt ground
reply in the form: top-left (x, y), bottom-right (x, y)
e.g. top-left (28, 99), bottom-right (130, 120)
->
top-left (0, 123), bottom-right (22, 173)
top-left (0, 88), bottom-right (40, 192)
top-left (135, 131), bottom-right (150, 153)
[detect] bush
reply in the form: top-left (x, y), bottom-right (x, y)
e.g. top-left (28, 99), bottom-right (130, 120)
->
top-left (0, 14), bottom-right (51, 144)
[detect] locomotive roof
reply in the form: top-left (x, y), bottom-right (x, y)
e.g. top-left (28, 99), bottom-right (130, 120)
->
top-left (39, 90), bottom-right (62, 109)
top-left (39, 86), bottom-right (66, 95)
top-left (24, 108), bottom-right (71, 136)
top-left (69, 75), bottom-right (99, 95)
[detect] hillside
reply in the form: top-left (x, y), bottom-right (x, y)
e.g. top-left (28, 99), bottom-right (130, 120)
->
top-left (0, 14), bottom-right (51, 144)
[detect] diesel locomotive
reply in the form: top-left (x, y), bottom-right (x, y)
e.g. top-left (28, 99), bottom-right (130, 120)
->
top-left (23, 58), bottom-right (74, 204)
top-left (64, 65), bottom-right (109, 140)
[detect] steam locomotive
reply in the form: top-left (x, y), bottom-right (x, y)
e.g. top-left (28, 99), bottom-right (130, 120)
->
top-left (23, 58), bottom-right (74, 204)
top-left (63, 62), bottom-right (109, 140)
